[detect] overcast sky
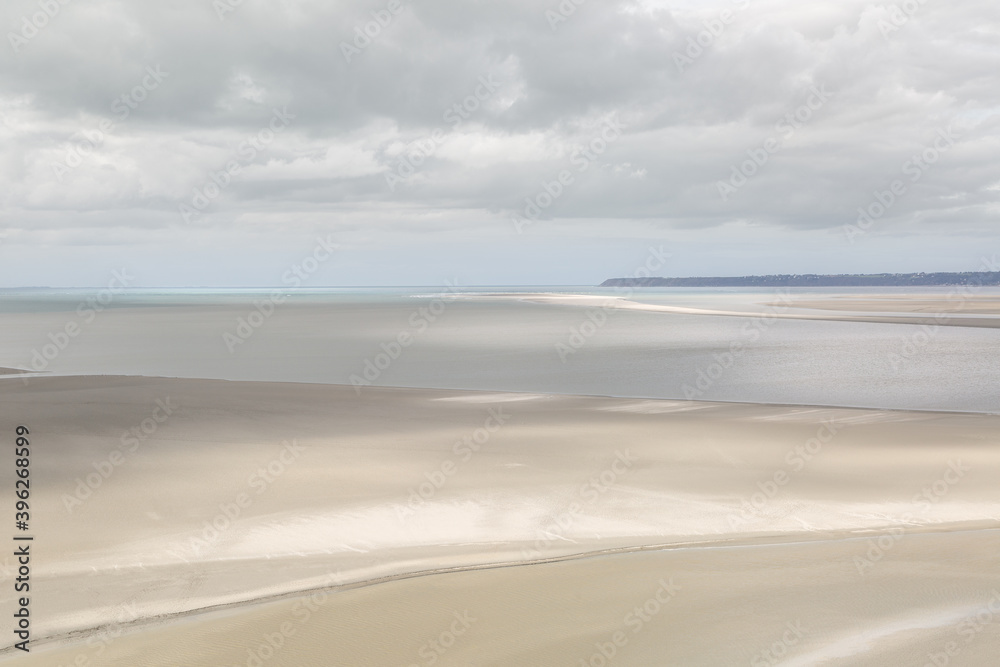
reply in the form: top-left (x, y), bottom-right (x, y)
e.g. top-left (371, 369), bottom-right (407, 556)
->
top-left (1, 0), bottom-right (998, 287)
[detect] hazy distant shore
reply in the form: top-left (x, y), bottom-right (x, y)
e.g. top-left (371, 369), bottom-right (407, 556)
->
top-left (601, 271), bottom-right (1000, 288)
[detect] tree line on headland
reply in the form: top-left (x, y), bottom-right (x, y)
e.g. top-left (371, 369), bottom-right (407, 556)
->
top-left (600, 272), bottom-right (1000, 288)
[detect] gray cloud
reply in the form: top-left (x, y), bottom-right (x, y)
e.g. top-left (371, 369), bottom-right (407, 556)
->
top-left (0, 0), bottom-right (998, 285)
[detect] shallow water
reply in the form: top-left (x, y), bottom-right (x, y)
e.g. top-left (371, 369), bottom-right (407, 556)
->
top-left (0, 286), bottom-right (997, 413)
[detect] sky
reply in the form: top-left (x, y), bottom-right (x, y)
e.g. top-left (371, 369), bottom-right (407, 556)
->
top-left (1, 0), bottom-right (998, 287)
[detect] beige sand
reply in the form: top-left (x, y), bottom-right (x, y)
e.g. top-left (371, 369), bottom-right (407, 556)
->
top-left (16, 529), bottom-right (1000, 666)
top-left (770, 296), bottom-right (1000, 315)
top-left (459, 292), bottom-right (1000, 328)
top-left (1, 376), bottom-right (998, 664)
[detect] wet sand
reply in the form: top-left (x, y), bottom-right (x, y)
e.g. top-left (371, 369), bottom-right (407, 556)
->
top-left (1, 375), bottom-right (999, 664)
top-left (463, 292), bottom-right (1000, 328)
top-left (770, 296), bottom-right (1000, 316)
top-left (15, 529), bottom-right (1000, 666)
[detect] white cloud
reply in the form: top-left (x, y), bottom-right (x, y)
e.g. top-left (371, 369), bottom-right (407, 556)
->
top-left (0, 0), bottom-right (998, 285)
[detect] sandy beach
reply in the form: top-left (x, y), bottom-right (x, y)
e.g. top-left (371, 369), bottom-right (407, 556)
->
top-left (771, 296), bottom-right (1000, 315)
top-left (6, 0), bottom-right (999, 661)
top-left (2, 374), bottom-right (998, 665)
top-left (16, 530), bottom-right (1000, 666)
top-left (458, 292), bottom-right (1000, 329)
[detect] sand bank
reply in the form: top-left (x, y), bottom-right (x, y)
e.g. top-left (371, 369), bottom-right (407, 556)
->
top-left (771, 296), bottom-right (1000, 315)
top-left (1, 375), bottom-right (998, 663)
top-left (16, 528), bottom-right (1000, 666)
top-left (458, 292), bottom-right (1000, 328)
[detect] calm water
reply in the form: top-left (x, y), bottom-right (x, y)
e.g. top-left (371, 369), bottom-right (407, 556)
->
top-left (0, 287), bottom-right (997, 413)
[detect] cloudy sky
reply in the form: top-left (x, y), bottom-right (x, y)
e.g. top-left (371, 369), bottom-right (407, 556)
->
top-left (1, 0), bottom-right (998, 287)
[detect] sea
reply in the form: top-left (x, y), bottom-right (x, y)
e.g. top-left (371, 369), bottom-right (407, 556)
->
top-left (1, 286), bottom-right (997, 414)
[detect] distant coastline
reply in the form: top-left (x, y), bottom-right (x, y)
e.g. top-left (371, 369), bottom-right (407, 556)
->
top-left (601, 271), bottom-right (1000, 288)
